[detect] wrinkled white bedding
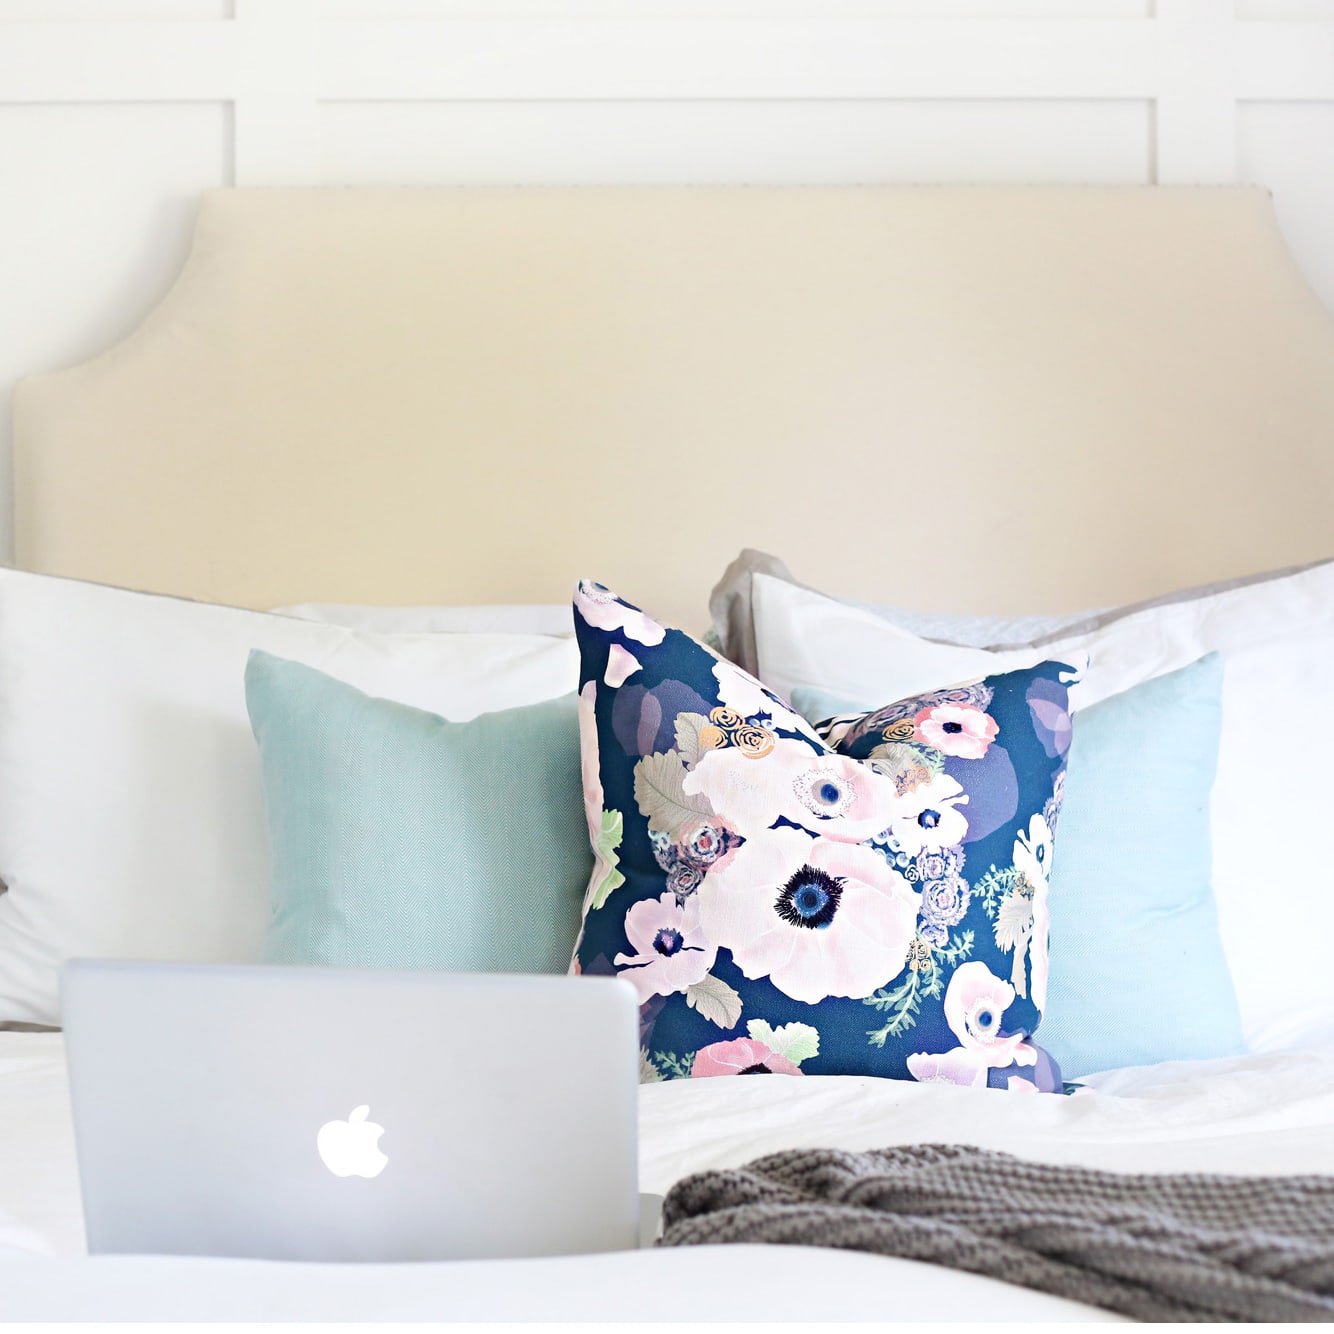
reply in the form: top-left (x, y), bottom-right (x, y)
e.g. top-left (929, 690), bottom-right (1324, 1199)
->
top-left (4, 1032), bottom-right (1334, 1322)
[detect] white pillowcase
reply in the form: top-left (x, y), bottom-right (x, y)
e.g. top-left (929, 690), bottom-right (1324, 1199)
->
top-left (275, 603), bottom-right (572, 636)
top-left (708, 547), bottom-right (1099, 676)
top-left (0, 571), bottom-right (578, 1026)
top-left (749, 564), bottom-right (1334, 1053)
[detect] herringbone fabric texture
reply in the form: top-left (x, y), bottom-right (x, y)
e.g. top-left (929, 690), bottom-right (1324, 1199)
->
top-left (659, 1143), bottom-right (1334, 1322)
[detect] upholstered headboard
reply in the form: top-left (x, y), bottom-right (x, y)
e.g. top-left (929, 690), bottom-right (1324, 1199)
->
top-left (14, 186), bottom-right (1334, 627)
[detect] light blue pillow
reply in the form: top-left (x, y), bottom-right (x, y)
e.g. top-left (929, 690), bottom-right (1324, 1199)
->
top-left (245, 651), bottom-right (590, 973)
top-left (794, 653), bottom-right (1245, 1078)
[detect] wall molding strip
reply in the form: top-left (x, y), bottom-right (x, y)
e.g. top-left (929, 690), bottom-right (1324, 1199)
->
top-left (0, 4), bottom-right (1330, 187)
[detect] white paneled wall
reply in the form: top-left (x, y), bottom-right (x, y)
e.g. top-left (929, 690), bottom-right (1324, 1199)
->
top-left (1, 1), bottom-right (1332, 565)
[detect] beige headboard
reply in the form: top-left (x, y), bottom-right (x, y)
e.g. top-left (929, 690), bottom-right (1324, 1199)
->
top-left (14, 186), bottom-right (1334, 628)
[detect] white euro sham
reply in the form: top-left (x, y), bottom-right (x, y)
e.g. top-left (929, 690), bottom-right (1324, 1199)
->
top-left (0, 570), bottom-right (578, 1027)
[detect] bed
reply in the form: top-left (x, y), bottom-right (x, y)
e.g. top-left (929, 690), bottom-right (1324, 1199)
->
top-left (3, 185), bottom-right (1334, 1322)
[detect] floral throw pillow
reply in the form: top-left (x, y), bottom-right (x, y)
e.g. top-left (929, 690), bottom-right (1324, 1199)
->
top-left (572, 581), bottom-right (1076, 1093)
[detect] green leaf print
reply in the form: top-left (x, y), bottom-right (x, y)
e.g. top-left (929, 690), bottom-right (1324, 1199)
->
top-left (934, 929), bottom-right (974, 969)
top-left (747, 1020), bottom-right (820, 1066)
top-left (590, 808), bottom-right (626, 910)
top-left (652, 1050), bottom-right (696, 1080)
top-left (863, 969), bottom-right (926, 1045)
top-left (974, 864), bottom-right (1022, 920)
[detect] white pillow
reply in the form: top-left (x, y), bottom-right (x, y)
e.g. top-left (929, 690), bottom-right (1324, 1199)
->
top-left (708, 547), bottom-right (1099, 676)
top-left (275, 602), bottom-right (572, 636)
top-left (748, 563), bottom-right (1334, 1053)
top-left (0, 570), bottom-right (578, 1026)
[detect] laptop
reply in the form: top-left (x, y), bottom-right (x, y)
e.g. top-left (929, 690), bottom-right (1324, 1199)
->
top-left (62, 961), bottom-right (641, 1263)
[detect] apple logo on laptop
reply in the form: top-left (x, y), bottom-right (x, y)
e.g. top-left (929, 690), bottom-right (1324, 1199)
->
top-left (316, 1105), bottom-right (388, 1179)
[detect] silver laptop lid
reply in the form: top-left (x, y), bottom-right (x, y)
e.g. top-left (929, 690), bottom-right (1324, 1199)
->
top-left (63, 961), bottom-right (640, 1263)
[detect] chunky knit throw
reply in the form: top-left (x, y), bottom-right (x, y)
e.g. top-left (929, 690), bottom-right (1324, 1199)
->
top-left (658, 1143), bottom-right (1334, 1322)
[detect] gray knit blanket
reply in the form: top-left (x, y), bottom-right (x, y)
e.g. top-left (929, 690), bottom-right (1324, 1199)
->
top-left (658, 1144), bottom-right (1334, 1322)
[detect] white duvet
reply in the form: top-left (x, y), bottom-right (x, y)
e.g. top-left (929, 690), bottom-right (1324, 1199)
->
top-left (4, 1033), bottom-right (1334, 1322)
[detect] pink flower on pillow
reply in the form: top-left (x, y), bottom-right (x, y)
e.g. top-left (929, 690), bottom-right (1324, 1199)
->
top-left (914, 703), bottom-right (998, 759)
top-left (905, 1047), bottom-right (989, 1087)
top-left (604, 643), bottom-right (642, 687)
top-left (578, 681), bottom-right (604, 842)
top-left (575, 580), bottom-right (666, 647)
top-left (691, 1036), bottom-right (802, 1078)
top-left (683, 738), bottom-right (900, 844)
top-left (942, 961), bottom-right (1037, 1068)
top-left (696, 826), bottom-right (919, 1004)
top-left (614, 892), bottom-right (717, 1003)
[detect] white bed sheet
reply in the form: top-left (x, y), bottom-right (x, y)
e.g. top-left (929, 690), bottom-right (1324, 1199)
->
top-left (4, 1031), bottom-right (1334, 1322)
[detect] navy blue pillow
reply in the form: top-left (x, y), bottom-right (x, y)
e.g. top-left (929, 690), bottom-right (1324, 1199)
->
top-left (572, 581), bottom-right (1075, 1092)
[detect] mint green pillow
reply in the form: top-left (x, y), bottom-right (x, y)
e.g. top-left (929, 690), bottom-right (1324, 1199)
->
top-left (245, 651), bottom-right (590, 972)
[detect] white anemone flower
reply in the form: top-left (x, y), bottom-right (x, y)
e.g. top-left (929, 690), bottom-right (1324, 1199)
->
top-left (695, 826), bottom-right (919, 1004)
top-left (613, 892), bottom-right (717, 1003)
top-left (886, 773), bottom-right (970, 857)
top-left (683, 738), bottom-right (902, 843)
top-left (1013, 813), bottom-right (1055, 1010)
top-left (942, 961), bottom-right (1037, 1068)
top-left (906, 1047), bottom-right (990, 1088)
